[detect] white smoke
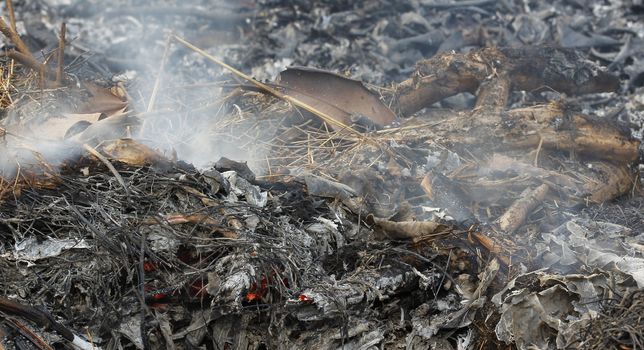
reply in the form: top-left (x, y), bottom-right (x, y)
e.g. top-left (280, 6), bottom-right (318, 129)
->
top-left (1, 0), bottom-right (278, 181)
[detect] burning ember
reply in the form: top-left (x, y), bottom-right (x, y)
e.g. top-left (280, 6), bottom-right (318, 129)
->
top-left (0, 0), bottom-right (643, 349)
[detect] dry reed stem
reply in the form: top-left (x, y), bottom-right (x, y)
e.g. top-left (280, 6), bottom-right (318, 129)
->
top-left (56, 22), bottom-right (66, 85)
top-left (0, 17), bottom-right (31, 57)
top-left (5, 0), bottom-right (16, 32)
top-left (147, 35), bottom-right (172, 113)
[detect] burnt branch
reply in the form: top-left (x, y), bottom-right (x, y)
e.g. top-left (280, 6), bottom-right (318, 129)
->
top-left (396, 47), bottom-right (619, 116)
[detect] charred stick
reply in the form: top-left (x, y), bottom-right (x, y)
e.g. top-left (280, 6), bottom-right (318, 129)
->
top-left (0, 297), bottom-right (98, 350)
top-left (499, 46), bottom-right (619, 94)
top-left (56, 22), bottom-right (66, 86)
top-left (11, 319), bottom-right (55, 350)
top-left (0, 17), bottom-right (31, 57)
top-left (0, 298), bottom-right (60, 337)
top-left (585, 163), bottom-right (634, 204)
top-left (5, 0), bottom-right (17, 32)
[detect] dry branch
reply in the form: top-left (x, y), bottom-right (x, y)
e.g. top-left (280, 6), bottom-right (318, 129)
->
top-left (394, 103), bottom-right (639, 164)
top-left (396, 47), bottom-right (619, 116)
top-left (0, 17), bottom-right (31, 58)
top-left (6, 50), bottom-right (66, 85)
top-left (504, 105), bottom-right (641, 162)
top-left (496, 183), bottom-right (549, 233)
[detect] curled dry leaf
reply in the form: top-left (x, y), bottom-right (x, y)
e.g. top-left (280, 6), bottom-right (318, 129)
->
top-left (77, 82), bottom-right (129, 116)
top-left (372, 216), bottom-right (450, 240)
top-left (101, 138), bottom-right (165, 166)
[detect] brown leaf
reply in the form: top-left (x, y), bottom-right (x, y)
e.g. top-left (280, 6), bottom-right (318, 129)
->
top-left (101, 138), bottom-right (165, 166)
top-left (72, 114), bottom-right (138, 145)
top-left (77, 82), bottom-right (128, 116)
top-left (275, 67), bottom-right (396, 130)
top-left (372, 216), bottom-right (449, 240)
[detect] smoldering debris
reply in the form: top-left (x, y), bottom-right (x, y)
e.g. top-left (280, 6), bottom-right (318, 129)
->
top-left (0, 0), bottom-right (643, 349)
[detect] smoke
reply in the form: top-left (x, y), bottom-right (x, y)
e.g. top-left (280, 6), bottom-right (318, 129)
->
top-left (100, 1), bottom-right (279, 174)
top-left (0, 125), bottom-right (82, 181)
top-left (1, 0), bottom-right (280, 183)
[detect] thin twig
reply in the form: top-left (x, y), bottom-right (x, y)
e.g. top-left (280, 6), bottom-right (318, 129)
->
top-left (82, 143), bottom-right (131, 197)
top-left (56, 22), bottom-right (66, 86)
top-left (39, 59), bottom-right (45, 90)
top-left (534, 136), bottom-right (543, 167)
top-left (138, 227), bottom-right (151, 350)
top-left (0, 297), bottom-right (98, 349)
top-left (12, 318), bottom-right (56, 350)
top-left (146, 34), bottom-right (172, 113)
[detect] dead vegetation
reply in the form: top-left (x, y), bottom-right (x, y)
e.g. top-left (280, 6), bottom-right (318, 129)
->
top-left (0, 0), bottom-right (643, 349)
